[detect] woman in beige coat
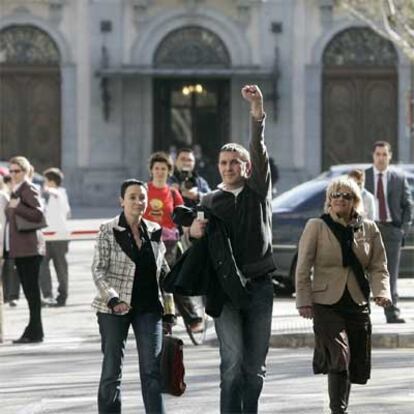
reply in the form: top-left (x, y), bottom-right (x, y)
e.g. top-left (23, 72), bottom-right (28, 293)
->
top-left (296, 176), bottom-right (391, 414)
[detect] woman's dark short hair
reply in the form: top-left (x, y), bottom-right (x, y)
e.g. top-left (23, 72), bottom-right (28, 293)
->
top-left (120, 179), bottom-right (147, 199)
top-left (43, 167), bottom-right (64, 186)
top-left (148, 151), bottom-right (173, 173)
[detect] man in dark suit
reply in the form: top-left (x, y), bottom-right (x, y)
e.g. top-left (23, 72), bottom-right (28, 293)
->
top-left (365, 141), bottom-right (413, 323)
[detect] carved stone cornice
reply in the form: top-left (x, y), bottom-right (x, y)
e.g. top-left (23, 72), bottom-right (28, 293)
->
top-left (0, 0), bottom-right (65, 25)
top-left (318, 0), bottom-right (334, 27)
top-left (48, 0), bottom-right (65, 24)
top-left (131, 0), bottom-right (151, 27)
top-left (182, 0), bottom-right (205, 11)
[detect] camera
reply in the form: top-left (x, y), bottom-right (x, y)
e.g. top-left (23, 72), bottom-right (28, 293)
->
top-left (178, 169), bottom-right (196, 190)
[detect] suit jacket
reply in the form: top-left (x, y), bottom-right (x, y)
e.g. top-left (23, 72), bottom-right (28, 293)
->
top-left (295, 215), bottom-right (391, 308)
top-left (365, 166), bottom-right (413, 231)
top-left (5, 180), bottom-right (45, 258)
top-left (91, 215), bottom-right (175, 315)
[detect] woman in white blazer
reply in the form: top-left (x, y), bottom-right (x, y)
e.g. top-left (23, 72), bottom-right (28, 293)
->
top-left (92, 179), bottom-right (174, 414)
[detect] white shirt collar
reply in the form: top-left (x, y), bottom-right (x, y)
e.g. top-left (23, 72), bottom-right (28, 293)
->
top-left (373, 166), bottom-right (389, 176)
top-left (217, 182), bottom-right (244, 196)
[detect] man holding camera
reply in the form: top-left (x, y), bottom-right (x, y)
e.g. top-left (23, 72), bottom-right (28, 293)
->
top-left (169, 148), bottom-right (211, 207)
top-left (168, 149), bottom-right (211, 333)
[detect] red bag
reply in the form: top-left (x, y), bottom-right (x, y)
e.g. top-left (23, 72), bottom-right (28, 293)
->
top-left (160, 335), bottom-right (186, 396)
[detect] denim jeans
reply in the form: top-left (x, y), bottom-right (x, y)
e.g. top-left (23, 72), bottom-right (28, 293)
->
top-left (97, 311), bottom-right (164, 414)
top-left (214, 276), bottom-right (274, 414)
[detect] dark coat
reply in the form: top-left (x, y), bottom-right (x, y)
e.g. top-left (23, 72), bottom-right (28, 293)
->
top-left (5, 180), bottom-right (45, 258)
top-left (163, 206), bottom-right (248, 317)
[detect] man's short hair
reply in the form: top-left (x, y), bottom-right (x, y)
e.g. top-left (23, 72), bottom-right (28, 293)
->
top-left (43, 167), bottom-right (64, 186)
top-left (219, 143), bottom-right (250, 163)
top-left (148, 151), bottom-right (173, 173)
top-left (176, 148), bottom-right (194, 158)
top-left (348, 169), bottom-right (365, 183)
top-left (120, 179), bottom-right (147, 199)
top-left (372, 140), bottom-right (392, 153)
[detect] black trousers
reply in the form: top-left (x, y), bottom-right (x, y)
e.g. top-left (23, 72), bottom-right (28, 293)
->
top-left (15, 255), bottom-right (43, 339)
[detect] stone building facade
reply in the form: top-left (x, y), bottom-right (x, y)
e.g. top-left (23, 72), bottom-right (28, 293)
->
top-left (0, 0), bottom-right (412, 205)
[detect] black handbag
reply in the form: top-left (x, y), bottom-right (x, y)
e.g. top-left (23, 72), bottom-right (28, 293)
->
top-left (15, 214), bottom-right (48, 232)
top-left (160, 335), bottom-right (186, 396)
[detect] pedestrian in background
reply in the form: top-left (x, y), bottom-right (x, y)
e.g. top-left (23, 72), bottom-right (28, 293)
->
top-left (348, 169), bottom-right (376, 220)
top-left (6, 156), bottom-right (45, 344)
top-left (189, 85), bottom-right (275, 413)
top-left (144, 152), bottom-right (184, 266)
top-left (0, 175), bottom-right (20, 307)
top-left (39, 167), bottom-right (71, 307)
top-left (168, 148), bottom-right (210, 333)
top-left (91, 179), bottom-right (175, 414)
top-left (365, 141), bottom-right (413, 323)
top-left (0, 180), bottom-right (5, 343)
top-left (296, 176), bottom-right (391, 414)
top-left (169, 148), bottom-right (211, 208)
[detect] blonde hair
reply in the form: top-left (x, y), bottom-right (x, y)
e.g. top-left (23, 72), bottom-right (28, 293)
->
top-left (9, 156), bottom-right (31, 174)
top-left (324, 176), bottom-right (363, 215)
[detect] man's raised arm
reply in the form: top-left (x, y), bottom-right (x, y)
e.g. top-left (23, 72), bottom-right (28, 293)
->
top-left (241, 84), bottom-right (271, 197)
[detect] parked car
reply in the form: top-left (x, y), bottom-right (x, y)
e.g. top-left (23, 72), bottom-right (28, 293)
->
top-left (272, 164), bottom-right (414, 294)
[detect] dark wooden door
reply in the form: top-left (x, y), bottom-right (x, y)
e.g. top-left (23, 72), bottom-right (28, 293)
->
top-left (0, 66), bottom-right (61, 172)
top-left (322, 69), bottom-right (398, 169)
top-left (153, 79), bottom-right (230, 186)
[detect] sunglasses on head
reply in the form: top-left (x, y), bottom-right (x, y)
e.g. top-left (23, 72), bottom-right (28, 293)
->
top-left (330, 191), bottom-right (353, 200)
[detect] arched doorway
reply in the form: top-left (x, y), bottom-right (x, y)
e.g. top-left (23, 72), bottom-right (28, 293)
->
top-left (0, 25), bottom-right (61, 172)
top-left (153, 26), bottom-right (231, 186)
top-left (322, 27), bottom-right (398, 169)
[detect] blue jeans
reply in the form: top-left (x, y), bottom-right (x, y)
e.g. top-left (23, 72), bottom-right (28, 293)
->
top-left (214, 276), bottom-right (274, 414)
top-left (97, 311), bottom-right (164, 414)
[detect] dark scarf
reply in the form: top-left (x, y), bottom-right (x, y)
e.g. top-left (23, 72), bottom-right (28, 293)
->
top-left (320, 213), bottom-right (370, 304)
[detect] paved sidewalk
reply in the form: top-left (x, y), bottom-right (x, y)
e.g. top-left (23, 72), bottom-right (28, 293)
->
top-left (268, 278), bottom-right (414, 348)
top-left (1, 239), bottom-right (413, 348)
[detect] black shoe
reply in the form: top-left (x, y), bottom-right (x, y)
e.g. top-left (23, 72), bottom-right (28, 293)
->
top-left (387, 316), bottom-right (405, 324)
top-left (12, 336), bottom-right (43, 344)
top-left (54, 296), bottom-right (67, 307)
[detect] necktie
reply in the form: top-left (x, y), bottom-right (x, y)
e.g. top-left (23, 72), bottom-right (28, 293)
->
top-left (377, 173), bottom-right (387, 222)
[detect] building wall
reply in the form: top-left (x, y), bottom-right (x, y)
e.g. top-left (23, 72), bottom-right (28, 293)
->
top-left (0, 0), bottom-right (412, 205)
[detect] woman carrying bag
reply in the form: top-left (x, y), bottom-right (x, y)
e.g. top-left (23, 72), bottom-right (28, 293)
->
top-left (6, 156), bottom-right (46, 344)
top-left (92, 179), bottom-right (175, 414)
top-left (296, 176), bottom-right (391, 413)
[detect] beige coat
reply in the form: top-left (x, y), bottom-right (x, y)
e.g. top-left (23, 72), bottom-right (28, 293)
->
top-left (295, 214), bottom-right (391, 308)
